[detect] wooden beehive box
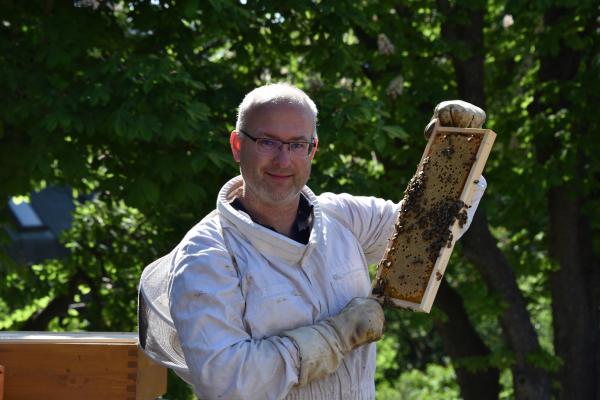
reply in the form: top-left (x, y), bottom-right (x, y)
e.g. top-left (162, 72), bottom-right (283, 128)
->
top-left (0, 331), bottom-right (166, 400)
top-left (372, 122), bottom-right (496, 312)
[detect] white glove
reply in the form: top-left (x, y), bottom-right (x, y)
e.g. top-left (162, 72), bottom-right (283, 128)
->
top-left (282, 297), bottom-right (385, 385)
top-left (424, 100), bottom-right (486, 138)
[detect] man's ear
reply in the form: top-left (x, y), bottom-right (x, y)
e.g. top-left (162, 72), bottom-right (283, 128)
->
top-left (230, 131), bottom-right (241, 162)
top-left (309, 137), bottom-right (319, 160)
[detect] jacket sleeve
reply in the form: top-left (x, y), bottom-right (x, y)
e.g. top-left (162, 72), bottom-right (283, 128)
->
top-left (318, 192), bottom-right (400, 265)
top-left (168, 223), bottom-right (300, 400)
top-left (455, 175), bottom-right (487, 240)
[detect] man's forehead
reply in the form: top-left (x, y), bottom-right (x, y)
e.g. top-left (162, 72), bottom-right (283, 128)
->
top-left (246, 102), bottom-right (314, 132)
top-left (249, 102), bottom-right (312, 118)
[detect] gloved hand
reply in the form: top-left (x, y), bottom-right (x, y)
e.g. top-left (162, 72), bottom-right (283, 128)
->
top-left (282, 297), bottom-right (385, 386)
top-left (424, 100), bottom-right (486, 139)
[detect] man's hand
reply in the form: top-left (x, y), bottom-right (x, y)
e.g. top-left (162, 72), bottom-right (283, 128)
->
top-left (326, 297), bottom-right (385, 352)
top-left (424, 100), bottom-right (486, 139)
top-left (282, 297), bottom-right (384, 385)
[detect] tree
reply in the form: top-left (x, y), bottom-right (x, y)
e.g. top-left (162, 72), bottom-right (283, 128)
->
top-left (1, 1), bottom-right (598, 398)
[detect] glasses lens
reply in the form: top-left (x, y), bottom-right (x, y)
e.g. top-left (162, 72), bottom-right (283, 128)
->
top-left (289, 142), bottom-right (310, 155)
top-left (255, 139), bottom-right (312, 158)
top-left (256, 139), bottom-right (280, 154)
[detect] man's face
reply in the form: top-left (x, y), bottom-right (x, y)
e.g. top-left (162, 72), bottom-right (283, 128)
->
top-left (231, 103), bottom-right (316, 208)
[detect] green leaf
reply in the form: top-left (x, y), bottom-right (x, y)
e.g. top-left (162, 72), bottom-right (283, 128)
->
top-left (382, 125), bottom-right (410, 140)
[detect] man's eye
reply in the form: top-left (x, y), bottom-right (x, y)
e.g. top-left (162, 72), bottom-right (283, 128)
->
top-left (258, 139), bottom-right (279, 149)
top-left (290, 142), bottom-right (308, 152)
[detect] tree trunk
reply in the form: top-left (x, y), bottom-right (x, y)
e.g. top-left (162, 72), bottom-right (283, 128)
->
top-left (580, 217), bottom-right (600, 400)
top-left (356, 6), bottom-right (503, 396)
top-left (532, 6), bottom-right (599, 399)
top-left (435, 281), bottom-right (500, 399)
top-left (437, 0), bottom-right (552, 397)
top-left (547, 186), bottom-right (595, 399)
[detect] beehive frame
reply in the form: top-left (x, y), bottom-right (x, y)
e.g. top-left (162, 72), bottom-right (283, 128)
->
top-left (372, 122), bottom-right (496, 312)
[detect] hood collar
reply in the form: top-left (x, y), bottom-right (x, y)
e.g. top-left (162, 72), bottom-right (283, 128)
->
top-left (216, 176), bottom-right (322, 264)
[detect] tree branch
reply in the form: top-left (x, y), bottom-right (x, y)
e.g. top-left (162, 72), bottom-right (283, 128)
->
top-left (20, 270), bottom-right (84, 331)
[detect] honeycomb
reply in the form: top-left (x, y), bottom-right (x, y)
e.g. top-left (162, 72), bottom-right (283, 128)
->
top-left (372, 124), bottom-right (496, 312)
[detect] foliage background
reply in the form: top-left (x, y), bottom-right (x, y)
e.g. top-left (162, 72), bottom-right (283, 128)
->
top-left (1, 1), bottom-right (598, 399)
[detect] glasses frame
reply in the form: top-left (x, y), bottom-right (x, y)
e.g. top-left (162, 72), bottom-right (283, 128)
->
top-left (238, 129), bottom-right (316, 158)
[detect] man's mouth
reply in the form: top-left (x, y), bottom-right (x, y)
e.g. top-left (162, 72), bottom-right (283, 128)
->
top-left (266, 172), bottom-right (293, 179)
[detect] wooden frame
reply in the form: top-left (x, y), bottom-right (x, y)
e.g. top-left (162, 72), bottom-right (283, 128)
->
top-left (372, 122), bottom-right (496, 312)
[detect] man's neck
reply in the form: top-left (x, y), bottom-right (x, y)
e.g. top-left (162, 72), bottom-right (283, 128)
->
top-left (237, 193), bottom-right (300, 238)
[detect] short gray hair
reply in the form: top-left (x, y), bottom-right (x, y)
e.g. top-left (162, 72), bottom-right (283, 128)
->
top-left (235, 83), bottom-right (318, 138)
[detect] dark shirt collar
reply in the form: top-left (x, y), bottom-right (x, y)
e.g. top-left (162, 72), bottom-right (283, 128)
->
top-left (230, 193), bottom-right (314, 245)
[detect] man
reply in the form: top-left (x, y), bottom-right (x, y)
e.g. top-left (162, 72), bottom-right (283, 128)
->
top-left (138, 83), bottom-right (487, 399)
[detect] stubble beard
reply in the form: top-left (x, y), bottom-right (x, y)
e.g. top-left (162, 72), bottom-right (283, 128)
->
top-left (241, 165), bottom-right (310, 207)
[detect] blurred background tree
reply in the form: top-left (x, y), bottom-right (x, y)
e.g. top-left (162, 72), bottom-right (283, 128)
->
top-left (0, 0), bottom-right (598, 399)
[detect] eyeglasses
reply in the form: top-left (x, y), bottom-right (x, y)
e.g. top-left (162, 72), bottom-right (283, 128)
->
top-left (239, 129), bottom-right (316, 158)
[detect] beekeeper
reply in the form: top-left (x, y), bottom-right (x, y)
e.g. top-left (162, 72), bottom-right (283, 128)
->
top-left (138, 83), bottom-right (487, 400)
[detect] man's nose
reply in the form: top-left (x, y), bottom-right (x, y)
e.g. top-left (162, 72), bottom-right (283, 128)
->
top-left (273, 143), bottom-right (293, 164)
